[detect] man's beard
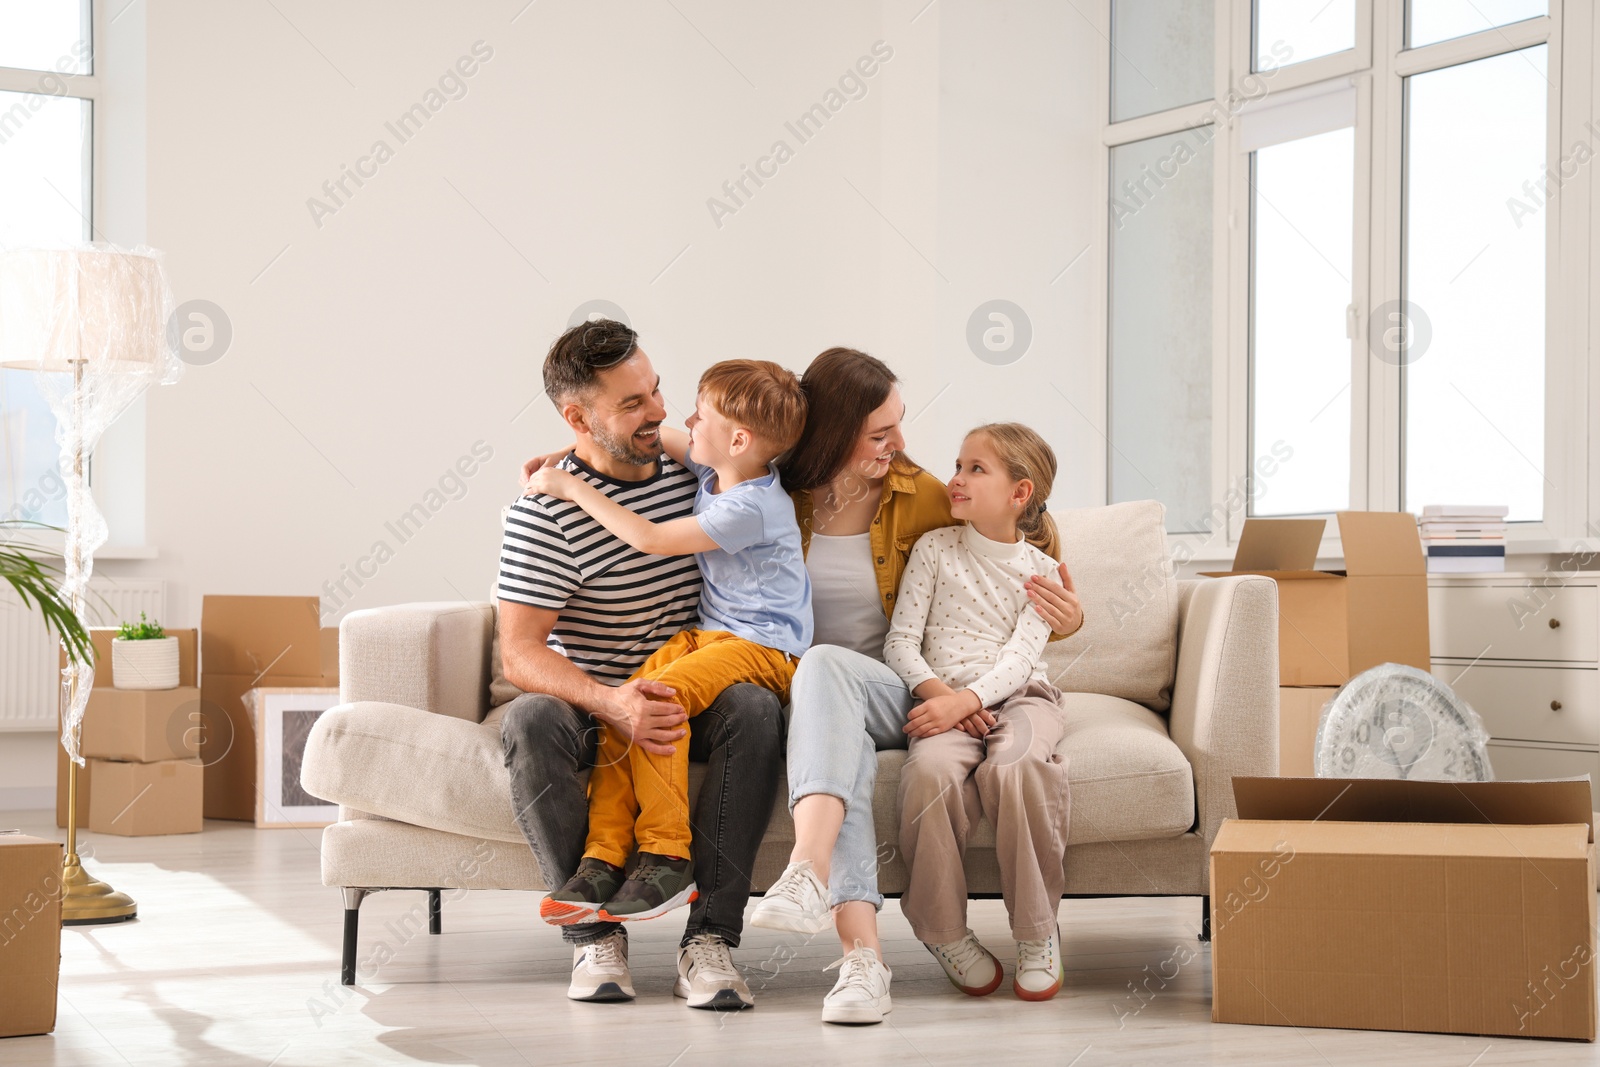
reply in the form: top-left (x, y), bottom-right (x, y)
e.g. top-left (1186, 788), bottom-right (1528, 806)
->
top-left (590, 419), bottom-right (663, 467)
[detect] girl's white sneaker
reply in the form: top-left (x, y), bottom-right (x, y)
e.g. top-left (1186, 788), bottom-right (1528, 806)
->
top-left (750, 859), bottom-right (831, 935)
top-left (924, 931), bottom-right (1003, 996)
top-left (821, 942), bottom-right (893, 1024)
top-left (1013, 928), bottom-right (1064, 1001)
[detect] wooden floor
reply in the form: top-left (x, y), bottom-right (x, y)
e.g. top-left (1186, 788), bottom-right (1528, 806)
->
top-left (0, 810), bottom-right (1590, 1066)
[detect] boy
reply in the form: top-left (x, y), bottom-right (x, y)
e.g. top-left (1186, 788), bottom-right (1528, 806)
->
top-left (526, 359), bottom-right (811, 923)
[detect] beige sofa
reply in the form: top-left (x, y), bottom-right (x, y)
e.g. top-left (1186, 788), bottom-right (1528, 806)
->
top-left (303, 570), bottom-right (1279, 985)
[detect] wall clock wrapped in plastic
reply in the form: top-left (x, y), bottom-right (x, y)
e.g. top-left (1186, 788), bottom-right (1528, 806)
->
top-left (1312, 663), bottom-right (1493, 782)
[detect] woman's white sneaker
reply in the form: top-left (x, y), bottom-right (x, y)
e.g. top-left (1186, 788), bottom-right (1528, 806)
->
top-left (924, 931), bottom-right (1003, 996)
top-left (1013, 928), bottom-right (1064, 1002)
top-left (569, 929), bottom-right (634, 1002)
top-left (821, 942), bottom-right (892, 1025)
top-left (750, 859), bottom-right (832, 935)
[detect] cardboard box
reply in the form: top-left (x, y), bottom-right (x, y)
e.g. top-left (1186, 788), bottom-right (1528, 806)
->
top-left (0, 834), bottom-right (63, 1037)
top-left (1212, 776), bottom-right (1597, 1041)
top-left (1201, 512), bottom-right (1430, 686)
top-left (1277, 686), bottom-right (1337, 777)
top-left (79, 686), bottom-right (202, 763)
top-left (56, 628), bottom-right (198, 828)
top-left (87, 758), bottom-right (204, 836)
top-left (200, 597), bottom-right (335, 821)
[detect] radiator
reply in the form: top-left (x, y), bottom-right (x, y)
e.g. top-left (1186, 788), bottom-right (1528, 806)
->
top-left (0, 578), bottom-right (166, 731)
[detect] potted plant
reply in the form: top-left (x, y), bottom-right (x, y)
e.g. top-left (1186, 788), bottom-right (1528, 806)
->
top-left (1, 521), bottom-right (92, 667)
top-left (112, 612), bottom-right (178, 689)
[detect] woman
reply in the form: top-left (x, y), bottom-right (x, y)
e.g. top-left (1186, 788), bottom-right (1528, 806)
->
top-left (747, 348), bottom-right (1082, 1025)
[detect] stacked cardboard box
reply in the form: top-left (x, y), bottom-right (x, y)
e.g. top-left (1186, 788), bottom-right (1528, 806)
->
top-left (200, 597), bottom-right (339, 821)
top-left (56, 629), bottom-right (197, 829)
top-left (1202, 512), bottom-right (1430, 776)
top-left (83, 685), bottom-right (203, 837)
top-left (1213, 776), bottom-right (1597, 1041)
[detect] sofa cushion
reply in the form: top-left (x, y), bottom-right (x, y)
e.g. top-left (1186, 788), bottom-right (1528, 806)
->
top-left (487, 602), bottom-right (525, 709)
top-left (1051, 692), bottom-right (1194, 844)
top-left (1040, 499), bottom-right (1178, 712)
top-left (305, 692), bottom-right (1194, 852)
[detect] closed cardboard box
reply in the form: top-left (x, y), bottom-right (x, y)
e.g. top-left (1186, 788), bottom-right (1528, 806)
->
top-left (1277, 686), bottom-right (1337, 777)
top-left (87, 758), bottom-right (204, 837)
top-left (0, 834), bottom-right (63, 1037)
top-left (79, 686), bottom-right (202, 763)
top-left (56, 629), bottom-right (198, 828)
top-left (200, 597), bottom-right (337, 821)
top-left (1201, 512), bottom-right (1430, 686)
top-left (1212, 776), bottom-right (1597, 1041)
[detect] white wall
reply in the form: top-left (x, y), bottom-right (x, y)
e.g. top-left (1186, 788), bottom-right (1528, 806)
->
top-left (114, 0), bottom-right (1104, 626)
top-left (2, 1), bottom-right (1103, 805)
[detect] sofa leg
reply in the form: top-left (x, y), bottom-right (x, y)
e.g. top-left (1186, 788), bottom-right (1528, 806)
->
top-left (428, 889), bottom-right (442, 935)
top-left (1198, 895), bottom-right (1211, 943)
top-left (342, 888), bottom-right (370, 985)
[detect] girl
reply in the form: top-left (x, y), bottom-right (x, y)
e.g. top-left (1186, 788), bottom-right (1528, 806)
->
top-left (885, 422), bottom-right (1071, 1003)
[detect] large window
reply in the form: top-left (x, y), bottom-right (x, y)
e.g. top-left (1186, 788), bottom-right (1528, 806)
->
top-left (0, 0), bottom-right (94, 529)
top-left (1108, 128), bottom-right (1216, 531)
top-left (1105, 0), bottom-right (1565, 547)
top-left (1402, 45), bottom-right (1548, 521)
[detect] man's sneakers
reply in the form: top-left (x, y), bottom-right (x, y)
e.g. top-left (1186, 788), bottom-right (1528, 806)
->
top-left (821, 942), bottom-right (893, 1025)
top-left (568, 929), bottom-right (634, 1002)
top-left (749, 859), bottom-right (831, 935)
top-left (924, 931), bottom-right (1003, 996)
top-left (1013, 927), bottom-right (1064, 1002)
top-left (675, 934), bottom-right (754, 1010)
top-left (597, 852), bottom-right (699, 921)
top-left (541, 857), bottom-right (625, 926)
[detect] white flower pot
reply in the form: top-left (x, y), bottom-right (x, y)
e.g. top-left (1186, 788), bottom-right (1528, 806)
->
top-left (112, 636), bottom-right (180, 690)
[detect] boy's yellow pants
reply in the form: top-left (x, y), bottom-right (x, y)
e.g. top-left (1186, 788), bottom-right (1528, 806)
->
top-left (584, 628), bottom-right (795, 867)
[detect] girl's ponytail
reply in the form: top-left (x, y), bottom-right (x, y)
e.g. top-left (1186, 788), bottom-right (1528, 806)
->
top-left (1017, 501), bottom-right (1060, 561)
top-left (970, 422), bottom-right (1062, 562)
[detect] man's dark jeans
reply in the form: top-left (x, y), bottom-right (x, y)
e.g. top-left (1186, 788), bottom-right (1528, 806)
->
top-left (500, 683), bottom-right (783, 947)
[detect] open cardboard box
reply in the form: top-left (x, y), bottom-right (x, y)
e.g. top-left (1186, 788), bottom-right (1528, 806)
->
top-left (1211, 775), bottom-right (1597, 1041)
top-left (200, 597), bottom-right (339, 821)
top-left (1200, 512), bottom-right (1430, 686)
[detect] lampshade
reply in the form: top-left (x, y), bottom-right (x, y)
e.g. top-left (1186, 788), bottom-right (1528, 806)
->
top-left (0, 245), bottom-right (177, 376)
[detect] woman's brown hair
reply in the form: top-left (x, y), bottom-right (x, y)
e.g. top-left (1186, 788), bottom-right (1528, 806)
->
top-left (778, 347), bottom-right (899, 492)
top-left (969, 422), bottom-right (1061, 561)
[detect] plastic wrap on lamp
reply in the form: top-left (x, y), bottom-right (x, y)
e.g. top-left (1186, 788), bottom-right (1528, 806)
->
top-left (1313, 663), bottom-right (1494, 782)
top-left (0, 245), bottom-right (182, 762)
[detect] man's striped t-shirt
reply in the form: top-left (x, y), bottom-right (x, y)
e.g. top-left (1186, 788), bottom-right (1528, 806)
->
top-left (498, 453), bottom-right (702, 685)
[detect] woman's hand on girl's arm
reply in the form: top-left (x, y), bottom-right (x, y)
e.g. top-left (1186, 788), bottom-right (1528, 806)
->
top-left (1027, 561), bottom-right (1084, 637)
top-left (904, 689), bottom-right (983, 738)
top-left (521, 446), bottom-right (577, 491)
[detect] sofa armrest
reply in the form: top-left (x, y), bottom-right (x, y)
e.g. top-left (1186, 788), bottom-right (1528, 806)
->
top-left (1167, 576), bottom-right (1279, 853)
top-left (340, 601), bottom-right (494, 722)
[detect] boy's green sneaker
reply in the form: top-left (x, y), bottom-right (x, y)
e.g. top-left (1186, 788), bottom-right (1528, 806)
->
top-left (597, 852), bottom-right (698, 921)
top-left (540, 857), bottom-right (624, 925)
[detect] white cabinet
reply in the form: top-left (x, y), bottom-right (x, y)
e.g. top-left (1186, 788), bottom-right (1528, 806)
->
top-left (1429, 572), bottom-right (1600, 806)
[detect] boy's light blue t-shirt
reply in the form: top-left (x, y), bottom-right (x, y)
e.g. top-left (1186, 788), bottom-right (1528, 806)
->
top-left (685, 454), bottom-right (813, 658)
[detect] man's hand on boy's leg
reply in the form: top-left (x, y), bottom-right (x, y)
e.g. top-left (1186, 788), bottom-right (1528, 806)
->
top-left (597, 679), bottom-right (688, 756)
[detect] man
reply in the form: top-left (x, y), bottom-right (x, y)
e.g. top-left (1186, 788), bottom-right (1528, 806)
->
top-left (497, 317), bottom-right (783, 1010)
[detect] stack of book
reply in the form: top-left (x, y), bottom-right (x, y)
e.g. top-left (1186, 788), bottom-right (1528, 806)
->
top-left (1418, 505), bottom-right (1508, 572)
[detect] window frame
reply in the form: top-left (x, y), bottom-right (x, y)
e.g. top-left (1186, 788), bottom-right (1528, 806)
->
top-left (1101, 0), bottom-right (1584, 561)
top-left (0, 0), bottom-right (145, 557)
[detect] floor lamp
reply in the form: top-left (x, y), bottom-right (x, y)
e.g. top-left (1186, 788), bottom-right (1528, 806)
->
top-left (0, 246), bottom-right (182, 925)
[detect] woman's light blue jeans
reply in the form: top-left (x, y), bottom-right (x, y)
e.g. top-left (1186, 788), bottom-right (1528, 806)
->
top-left (784, 644), bottom-right (914, 910)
